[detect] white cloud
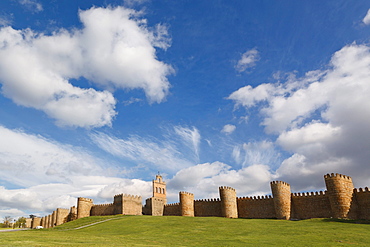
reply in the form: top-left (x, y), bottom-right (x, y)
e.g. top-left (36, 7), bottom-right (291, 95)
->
top-left (0, 126), bottom-right (107, 187)
top-left (167, 162), bottom-right (274, 200)
top-left (0, 126), bottom-right (156, 218)
top-left (0, 208), bottom-right (25, 217)
top-left (19, 0), bottom-right (43, 13)
top-left (97, 179), bottom-right (151, 199)
top-left (228, 84), bottom-right (275, 108)
top-left (221, 124), bottom-right (236, 134)
top-left (232, 141), bottom-right (281, 169)
top-left (90, 128), bottom-right (197, 172)
top-left (0, 16), bottom-right (12, 27)
top-left (235, 48), bottom-right (260, 72)
top-left (123, 0), bottom-right (149, 7)
top-left (229, 43), bottom-right (370, 190)
top-left (0, 6), bottom-right (173, 128)
top-left (363, 9), bottom-right (370, 25)
top-left (173, 126), bottom-right (201, 160)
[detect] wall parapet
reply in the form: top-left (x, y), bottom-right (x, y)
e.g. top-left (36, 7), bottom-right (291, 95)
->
top-left (194, 198), bottom-right (220, 202)
top-left (179, 191), bottom-right (194, 196)
top-left (324, 173), bottom-right (352, 180)
top-left (237, 195), bottom-right (272, 201)
top-left (292, 191), bottom-right (327, 197)
top-left (115, 193), bottom-right (142, 199)
top-left (270, 181), bottom-right (290, 186)
top-left (77, 197), bottom-right (93, 203)
top-left (354, 187), bottom-right (370, 193)
top-left (92, 203), bottom-right (114, 208)
top-left (219, 186), bottom-right (236, 191)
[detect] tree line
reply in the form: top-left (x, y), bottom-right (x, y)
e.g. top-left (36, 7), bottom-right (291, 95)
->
top-left (0, 215), bottom-right (31, 228)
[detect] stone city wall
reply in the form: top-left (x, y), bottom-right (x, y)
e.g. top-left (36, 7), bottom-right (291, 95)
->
top-left (143, 197), bottom-right (166, 216)
top-left (353, 187), bottom-right (370, 220)
top-left (30, 173), bottom-right (370, 229)
top-left (290, 191), bottom-right (332, 219)
top-left (237, 196), bottom-right (275, 219)
top-left (194, 199), bottom-right (222, 217)
top-left (119, 194), bottom-right (143, 215)
top-left (90, 203), bottom-right (115, 216)
top-left (163, 203), bottom-right (181, 216)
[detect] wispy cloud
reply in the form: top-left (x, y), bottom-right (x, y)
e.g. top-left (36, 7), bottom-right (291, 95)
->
top-left (19, 0), bottom-right (43, 13)
top-left (173, 126), bottom-right (201, 161)
top-left (0, 125), bottom-right (155, 219)
top-left (0, 15), bottom-right (12, 26)
top-left (90, 126), bottom-right (201, 172)
top-left (235, 48), bottom-right (260, 72)
top-left (232, 141), bottom-right (281, 169)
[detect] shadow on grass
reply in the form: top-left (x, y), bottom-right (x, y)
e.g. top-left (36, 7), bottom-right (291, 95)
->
top-left (322, 218), bottom-right (370, 224)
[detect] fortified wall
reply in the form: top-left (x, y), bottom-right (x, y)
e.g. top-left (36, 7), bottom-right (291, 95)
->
top-left (30, 173), bottom-right (370, 228)
top-left (31, 193), bottom-right (142, 229)
top-left (163, 173), bottom-right (370, 220)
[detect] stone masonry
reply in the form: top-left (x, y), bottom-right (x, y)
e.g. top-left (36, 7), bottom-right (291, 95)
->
top-left (31, 173), bottom-right (370, 228)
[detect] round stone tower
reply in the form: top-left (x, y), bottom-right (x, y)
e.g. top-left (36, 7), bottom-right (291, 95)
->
top-left (270, 181), bottom-right (291, 220)
top-left (77, 197), bottom-right (93, 219)
top-left (324, 173), bottom-right (354, 218)
top-left (179, 191), bottom-right (194, 217)
top-left (219, 186), bottom-right (238, 218)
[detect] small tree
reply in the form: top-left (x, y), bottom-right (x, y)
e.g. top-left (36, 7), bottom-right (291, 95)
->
top-left (15, 217), bottom-right (27, 228)
top-left (3, 216), bottom-right (12, 228)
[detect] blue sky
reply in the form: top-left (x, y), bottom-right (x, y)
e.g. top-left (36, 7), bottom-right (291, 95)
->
top-left (1, 0), bottom-right (370, 219)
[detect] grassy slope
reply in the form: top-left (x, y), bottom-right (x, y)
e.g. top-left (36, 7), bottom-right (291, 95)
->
top-left (0, 215), bottom-right (369, 246)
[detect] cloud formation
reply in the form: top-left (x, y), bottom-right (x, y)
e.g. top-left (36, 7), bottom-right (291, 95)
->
top-left (363, 9), bottom-right (370, 25)
top-left (0, 6), bottom-right (173, 128)
top-left (229, 43), bottom-right (370, 190)
top-left (90, 125), bottom-right (201, 172)
top-left (235, 48), bottom-right (260, 72)
top-left (0, 125), bottom-right (154, 217)
top-left (19, 0), bottom-right (43, 12)
top-left (168, 162), bottom-right (274, 199)
top-left (221, 124), bottom-right (236, 135)
top-left (0, 125), bottom-right (109, 186)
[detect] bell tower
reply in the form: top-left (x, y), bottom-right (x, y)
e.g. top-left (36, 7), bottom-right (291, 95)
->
top-left (153, 173), bottom-right (167, 203)
top-left (143, 173), bottom-right (167, 216)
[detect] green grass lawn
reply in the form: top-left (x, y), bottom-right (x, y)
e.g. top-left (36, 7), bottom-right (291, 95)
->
top-left (1, 215), bottom-right (369, 246)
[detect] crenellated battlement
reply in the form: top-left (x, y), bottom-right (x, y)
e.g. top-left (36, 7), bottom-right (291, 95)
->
top-left (92, 203), bottom-right (114, 208)
top-left (114, 193), bottom-right (142, 199)
top-left (270, 181), bottom-right (290, 186)
top-left (292, 191), bottom-right (326, 197)
top-left (324, 173), bottom-right (352, 180)
top-left (30, 172), bottom-right (370, 228)
top-left (219, 186), bottom-right (236, 191)
top-left (354, 187), bottom-right (370, 193)
top-left (194, 198), bottom-right (221, 202)
top-left (237, 195), bottom-right (272, 201)
top-left (179, 191), bottom-right (194, 196)
top-left (78, 197), bottom-right (93, 203)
